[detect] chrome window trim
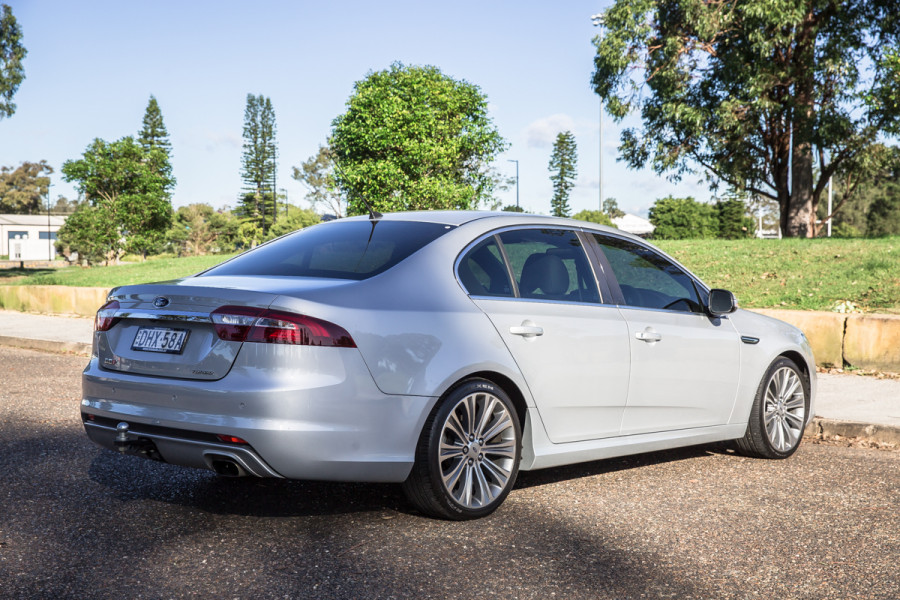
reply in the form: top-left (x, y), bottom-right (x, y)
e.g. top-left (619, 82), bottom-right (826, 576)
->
top-left (113, 310), bottom-right (212, 323)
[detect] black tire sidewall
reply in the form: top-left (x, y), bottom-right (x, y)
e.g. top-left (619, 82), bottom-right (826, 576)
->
top-left (752, 357), bottom-right (810, 458)
top-left (426, 379), bottom-right (521, 520)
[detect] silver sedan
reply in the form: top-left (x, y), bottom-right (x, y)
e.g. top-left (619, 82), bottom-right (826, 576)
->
top-left (81, 211), bottom-right (816, 520)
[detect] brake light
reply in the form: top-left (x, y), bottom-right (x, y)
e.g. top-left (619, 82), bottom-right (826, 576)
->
top-left (94, 300), bottom-right (120, 332)
top-left (210, 306), bottom-right (356, 347)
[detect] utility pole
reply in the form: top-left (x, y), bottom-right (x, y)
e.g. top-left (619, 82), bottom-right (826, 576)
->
top-left (507, 159), bottom-right (519, 209)
top-left (46, 182), bottom-right (52, 261)
top-left (591, 13), bottom-right (605, 211)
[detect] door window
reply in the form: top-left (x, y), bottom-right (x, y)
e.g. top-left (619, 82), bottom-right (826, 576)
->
top-left (456, 236), bottom-right (514, 297)
top-left (593, 235), bottom-right (702, 313)
top-left (498, 229), bottom-right (600, 303)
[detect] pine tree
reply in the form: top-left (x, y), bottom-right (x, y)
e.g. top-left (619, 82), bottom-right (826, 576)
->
top-left (549, 131), bottom-right (577, 218)
top-left (239, 94), bottom-right (277, 234)
top-left (0, 4), bottom-right (27, 120)
top-left (137, 95), bottom-right (174, 185)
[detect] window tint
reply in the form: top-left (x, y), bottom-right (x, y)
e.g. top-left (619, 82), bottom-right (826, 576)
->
top-left (457, 236), bottom-right (513, 297)
top-left (203, 221), bottom-right (452, 280)
top-left (593, 234), bottom-right (702, 313)
top-left (498, 229), bottom-right (600, 303)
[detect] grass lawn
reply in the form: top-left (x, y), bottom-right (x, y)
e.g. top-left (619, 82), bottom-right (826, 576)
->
top-left (0, 254), bottom-right (237, 288)
top-left (1, 237), bottom-right (898, 312)
top-left (655, 237), bottom-right (900, 312)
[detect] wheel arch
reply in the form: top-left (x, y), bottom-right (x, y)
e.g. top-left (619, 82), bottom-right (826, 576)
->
top-left (441, 370), bottom-right (529, 431)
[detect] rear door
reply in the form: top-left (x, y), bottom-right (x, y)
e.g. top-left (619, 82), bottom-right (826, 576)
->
top-left (461, 228), bottom-right (631, 443)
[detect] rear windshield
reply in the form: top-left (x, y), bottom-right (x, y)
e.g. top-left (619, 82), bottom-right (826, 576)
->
top-left (201, 220), bottom-right (452, 280)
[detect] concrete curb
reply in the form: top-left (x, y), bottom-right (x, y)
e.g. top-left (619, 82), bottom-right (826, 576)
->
top-left (805, 417), bottom-right (900, 447)
top-left (0, 335), bottom-right (91, 357)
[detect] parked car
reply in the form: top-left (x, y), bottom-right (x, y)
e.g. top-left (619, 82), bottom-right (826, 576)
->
top-left (81, 211), bottom-right (815, 519)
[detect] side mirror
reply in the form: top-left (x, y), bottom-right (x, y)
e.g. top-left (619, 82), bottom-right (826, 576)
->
top-left (708, 288), bottom-right (737, 316)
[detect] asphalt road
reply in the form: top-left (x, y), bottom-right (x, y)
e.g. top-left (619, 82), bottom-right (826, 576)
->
top-left (1, 346), bottom-right (898, 600)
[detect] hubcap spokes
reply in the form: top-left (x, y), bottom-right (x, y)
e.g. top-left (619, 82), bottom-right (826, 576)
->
top-left (763, 367), bottom-right (806, 452)
top-left (439, 392), bottom-right (515, 509)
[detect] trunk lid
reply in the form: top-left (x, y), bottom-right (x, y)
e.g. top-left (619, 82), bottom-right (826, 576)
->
top-left (97, 283), bottom-right (281, 381)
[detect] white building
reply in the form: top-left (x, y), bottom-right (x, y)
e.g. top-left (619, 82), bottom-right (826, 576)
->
top-left (612, 213), bottom-right (655, 237)
top-left (1, 214), bottom-right (67, 260)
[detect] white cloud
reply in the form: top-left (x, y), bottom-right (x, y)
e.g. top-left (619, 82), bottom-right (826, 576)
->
top-left (204, 131), bottom-right (241, 153)
top-left (524, 114), bottom-right (577, 148)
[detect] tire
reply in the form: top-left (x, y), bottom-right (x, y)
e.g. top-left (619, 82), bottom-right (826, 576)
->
top-left (402, 378), bottom-right (521, 520)
top-left (735, 357), bottom-right (809, 459)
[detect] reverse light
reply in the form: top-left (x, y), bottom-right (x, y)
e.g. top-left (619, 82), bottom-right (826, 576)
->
top-left (210, 306), bottom-right (356, 347)
top-left (94, 300), bottom-right (121, 332)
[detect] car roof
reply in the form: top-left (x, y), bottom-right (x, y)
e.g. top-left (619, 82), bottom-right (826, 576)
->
top-left (339, 210), bottom-right (626, 236)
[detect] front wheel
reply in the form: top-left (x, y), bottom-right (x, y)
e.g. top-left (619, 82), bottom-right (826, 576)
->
top-left (402, 379), bottom-right (521, 520)
top-left (736, 357), bottom-right (809, 459)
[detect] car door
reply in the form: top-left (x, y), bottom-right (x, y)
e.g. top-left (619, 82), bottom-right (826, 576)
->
top-left (590, 233), bottom-right (741, 435)
top-left (458, 228), bottom-right (630, 443)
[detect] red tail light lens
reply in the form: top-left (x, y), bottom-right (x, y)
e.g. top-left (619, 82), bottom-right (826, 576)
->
top-left (216, 434), bottom-right (248, 444)
top-left (210, 306), bottom-right (356, 348)
top-left (94, 300), bottom-right (121, 332)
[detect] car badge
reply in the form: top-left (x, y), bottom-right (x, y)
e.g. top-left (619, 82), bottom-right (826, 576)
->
top-left (153, 296), bottom-right (170, 308)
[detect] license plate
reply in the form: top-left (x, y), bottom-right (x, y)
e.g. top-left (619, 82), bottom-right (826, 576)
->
top-left (131, 327), bottom-right (189, 354)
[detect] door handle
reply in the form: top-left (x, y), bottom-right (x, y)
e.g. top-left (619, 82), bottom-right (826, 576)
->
top-left (510, 320), bottom-right (543, 338)
top-left (635, 328), bottom-right (662, 343)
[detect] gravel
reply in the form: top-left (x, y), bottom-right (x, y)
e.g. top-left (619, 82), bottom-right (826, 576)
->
top-left (1, 346), bottom-right (898, 599)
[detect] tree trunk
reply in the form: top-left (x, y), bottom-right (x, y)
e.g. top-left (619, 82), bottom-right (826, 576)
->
top-left (786, 140), bottom-right (815, 238)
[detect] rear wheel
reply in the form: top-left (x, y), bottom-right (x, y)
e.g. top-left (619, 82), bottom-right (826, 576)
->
top-left (402, 379), bottom-right (521, 520)
top-left (736, 357), bottom-right (809, 459)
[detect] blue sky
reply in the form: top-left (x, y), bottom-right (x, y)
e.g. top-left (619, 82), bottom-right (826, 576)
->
top-left (2, 0), bottom-right (712, 217)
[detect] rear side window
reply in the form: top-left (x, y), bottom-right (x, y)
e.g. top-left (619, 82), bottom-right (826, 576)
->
top-left (457, 236), bottom-right (514, 297)
top-left (202, 221), bottom-right (452, 280)
top-left (498, 229), bottom-right (600, 303)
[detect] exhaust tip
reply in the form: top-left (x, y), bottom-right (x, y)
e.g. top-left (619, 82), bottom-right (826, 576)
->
top-left (210, 457), bottom-right (247, 477)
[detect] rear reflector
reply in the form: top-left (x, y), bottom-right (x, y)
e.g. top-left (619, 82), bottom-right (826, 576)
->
top-left (216, 434), bottom-right (249, 444)
top-left (210, 306), bottom-right (356, 347)
top-left (94, 299), bottom-right (121, 332)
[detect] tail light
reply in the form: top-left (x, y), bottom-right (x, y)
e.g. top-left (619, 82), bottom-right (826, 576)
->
top-left (94, 300), bottom-right (121, 332)
top-left (210, 306), bottom-right (356, 347)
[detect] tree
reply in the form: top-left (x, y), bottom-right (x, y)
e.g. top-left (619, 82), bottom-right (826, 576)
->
top-left (602, 197), bottom-right (625, 219)
top-left (0, 4), bottom-right (26, 120)
top-left (292, 144), bottom-right (343, 217)
top-left (592, 0), bottom-right (900, 238)
top-left (548, 131), bottom-right (578, 218)
top-left (572, 209), bottom-right (616, 227)
top-left (166, 203), bottom-right (241, 256)
top-left (331, 62), bottom-right (508, 215)
top-left (138, 95), bottom-right (174, 181)
top-left (716, 198), bottom-right (754, 239)
top-left (0, 160), bottom-right (52, 213)
top-left (239, 94), bottom-right (277, 234)
top-left (55, 203), bottom-right (118, 265)
top-left (60, 137), bottom-right (174, 263)
top-left (649, 196), bottom-right (719, 240)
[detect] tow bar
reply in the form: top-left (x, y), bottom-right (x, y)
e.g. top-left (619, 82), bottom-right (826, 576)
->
top-left (113, 422), bottom-right (164, 461)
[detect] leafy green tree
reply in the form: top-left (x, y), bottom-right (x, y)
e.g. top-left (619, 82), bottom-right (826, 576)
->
top-left (501, 204), bottom-right (524, 213)
top-left (602, 197), bottom-right (625, 219)
top-left (166, 204), bottom-right (241, 256)
top-left (716, 199), bottom-right (754, 239)
top-left (0, 4), bottom-right (26, 120)
top-left (56, 202), bottom-right (118, 265)
top-left (0, 160), bottom-right (52, 213)
top-left (267, 205), bottom-right (321, 239)
top-left (649, 196), bottom-right (718, 240)
top-left (866, 190), bottom-right (900, 237)
top-left (239, 94), bottom-right (277, 233)
top-left (572, 209), bottom-right (616, 227)
top-left (60, 137), bottom-right (174, 263)
top-left (331, 62), bottom-right (508, 215)
top-left (292, 144), bottom-right (343, 217)
top-left (592, 0), bottom-right (900, 238)
top-left (549, 131), bottom-right (578, 218)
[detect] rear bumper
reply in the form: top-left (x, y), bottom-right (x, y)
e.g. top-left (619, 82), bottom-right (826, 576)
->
top-left (81, 344), bottom-right (439, 482)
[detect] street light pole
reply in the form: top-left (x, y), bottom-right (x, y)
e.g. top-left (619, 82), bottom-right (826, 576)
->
top-left (46, 182), bottom-right (52, 261)
top-left (507, 159), bottom-right (519, 209)
top-left (591, 13), bottom-right (605, 212)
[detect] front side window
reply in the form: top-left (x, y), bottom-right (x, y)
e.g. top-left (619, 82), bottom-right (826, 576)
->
top-left (498, 229), bottom-right (600, 303)
top-left (202, 220), bottom-right (452, 281)
top-left (593, 234), bottom-right (702, 313)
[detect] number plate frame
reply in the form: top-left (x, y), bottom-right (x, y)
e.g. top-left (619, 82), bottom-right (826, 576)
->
top-left (131, 327), bottom-right (190, 354)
